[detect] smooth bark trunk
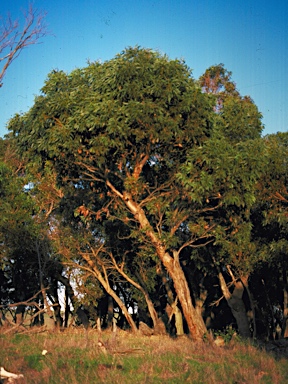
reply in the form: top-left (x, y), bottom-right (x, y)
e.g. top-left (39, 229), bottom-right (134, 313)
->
top-left (111, 188), bottom-right (207, 341)
top-left (47, 286), bottom-right (63, 328)
top-left (162, 250), bottom-right (207, 340)
top-left (218, 271), bottom-right (250, 338)
top-left (158, 268), bottom-right (184, 336)
top-left (81, 252), bottom-right (138, 333)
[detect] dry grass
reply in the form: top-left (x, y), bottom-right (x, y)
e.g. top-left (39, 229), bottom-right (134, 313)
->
top-left (0, 328), bottom-right (287, 384)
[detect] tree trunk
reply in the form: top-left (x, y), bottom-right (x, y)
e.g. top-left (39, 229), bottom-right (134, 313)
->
top-left (107, 295), bottom-right (114, 329)
top-left (48, 284), bottom-right (63, 328)
top-left (113, 263), bottom-right (166, 333)
top-left (114, 189), bottom-right (207, 341)
top-left (102, 283), bottom-right (138, 332)
top-left (282, 286), bottom-right (288, 338)
top-left (40, 284), bottom-right (55, 329)
top-left (281, 268), bottom-right (288, 338)
top-left (158, 267), bottom-right (184, 336)
top-left (218, 271), bottom-right (251, 338)
top-left (174, 306), bottom-right (184, 335)
top-left (56, 274), bottom-right (89, 328)
top-left (15, 305), bottom-right (25, 324)
top-left (241, 275), bottom-right (257, 338)
top-left (64, 286), bottom-right (70, 328)
top-left (36, 240), bottom-right (55, 329)
top-left (144, 292), bottom-right (161, 329)
top-left (262, 278), bottom-right (277, 340)
top-left (81, 252), bottom-right (138, 333)
top-left (162, 250), bottom-right (207, 340)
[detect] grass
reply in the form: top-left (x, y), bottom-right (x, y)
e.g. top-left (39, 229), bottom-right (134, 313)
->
top-left (0, 329), bottom-right (287, 384)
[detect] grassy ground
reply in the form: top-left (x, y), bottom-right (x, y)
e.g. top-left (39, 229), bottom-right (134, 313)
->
top-left (0, 328), bottom-right (287, 384)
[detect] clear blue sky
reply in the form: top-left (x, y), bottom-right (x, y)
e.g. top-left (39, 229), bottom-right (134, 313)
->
top-left (1, 0), bottom-right (287, 137)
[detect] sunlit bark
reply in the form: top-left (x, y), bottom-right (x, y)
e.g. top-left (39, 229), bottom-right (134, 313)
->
top-left (106, 182), bottom-right (207, 341)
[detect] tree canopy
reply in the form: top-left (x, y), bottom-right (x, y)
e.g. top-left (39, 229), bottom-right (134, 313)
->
top-left (3, 47), bottom-right (287, 341)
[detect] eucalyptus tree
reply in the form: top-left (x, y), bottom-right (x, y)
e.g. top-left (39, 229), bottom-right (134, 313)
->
top-left (178, 65), bottom-right (265, 338)
top-left (10, 48), bottom-right (268, 339)
top-left (0, 139), bottom-right (65, 327)
top-left (0, 139), bottom-right (46, 323)
top-left (9, 47), bottom-right (218, 340)
top-left (0, 140), bottom-right (35, 302)
top-left (251, 132), bottom-right (288, 338)
top-left (178, 132), bottom-right (265, 337)
top-left (199, 64), bottom-right (263, 143)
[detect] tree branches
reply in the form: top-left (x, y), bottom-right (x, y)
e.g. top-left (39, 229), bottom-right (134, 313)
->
top-left (0, 4), bottom-right (48, 87)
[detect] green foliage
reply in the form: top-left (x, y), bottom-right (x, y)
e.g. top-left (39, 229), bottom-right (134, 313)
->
top-left (5, 46), bottom-right (286, 338)
top-left (219, 95), bottom-right (263, 142)
top-left (10, 47), bottom-right (211, 174)
top-left (199, 64), bottom-right (263, 143)
top-left (260, 132), bottom-right (288, 226)
top-left (178, 134), bottom-right (264, 206)
top-left (0, 153), bottom-right (41, 303)
top-left (8, 47), bottom-right (214, 275)
top-left (214, 326), bottom-right (241, 344)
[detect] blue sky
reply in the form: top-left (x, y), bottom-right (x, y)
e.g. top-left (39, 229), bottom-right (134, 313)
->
top-left (0, 0), bottom-right (287, 137)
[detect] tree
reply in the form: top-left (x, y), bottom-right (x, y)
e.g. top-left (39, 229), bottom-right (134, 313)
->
top-left (177, 131), bottom-right (266, 337)
top-left (182, 65), bottom-right (264, 338)
top-left (0, 139), bottom-right (44, 324)
top-left (0, 4), bottom-right (47, 88)
top-left (9, 47), bottom-right (215, 340)
top-left (9, 48), bottom-right (268, 340)
top-left (99, 220), bottom-right (167, 333)
top-left (52, 224), bottom-right (139, 332)
top-left (199, 64), bottom-right (237, 95)
top-left (250, 132), bottom-right (288, 338)
top-left (199, 64), bottom-right (263, 142)
top-left (0, 138), bottom-right (68, 329)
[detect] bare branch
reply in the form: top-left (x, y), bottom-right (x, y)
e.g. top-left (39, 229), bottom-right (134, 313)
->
top-left (0, 288), bottom-right (47, 309)
top-left (0, 4), bottom-right (48, 87)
